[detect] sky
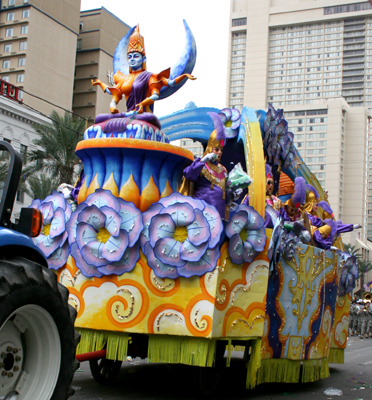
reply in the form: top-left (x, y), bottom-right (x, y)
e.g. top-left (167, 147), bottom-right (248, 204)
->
top-left (80, 0), bottom-right (230, 117)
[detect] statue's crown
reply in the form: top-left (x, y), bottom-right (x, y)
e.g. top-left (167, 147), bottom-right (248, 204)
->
top-left (128, 25), bottom-right (145, 55)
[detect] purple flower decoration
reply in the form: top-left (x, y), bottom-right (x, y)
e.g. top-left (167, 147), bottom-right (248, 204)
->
top-left (66, 189), bottom-right (143, 278)
top-left (338, 253), bottom-right (359, 297)
top-left (140, 193), bottom-right (223, 278)
top-left (30, 191), bottom-right (72, 270)
top-left (262, 103), bottom-right (296, 168)
top-left (218, 108), bottom-right (241, 139)
top-left (226, 205), bottom-right (266, 265)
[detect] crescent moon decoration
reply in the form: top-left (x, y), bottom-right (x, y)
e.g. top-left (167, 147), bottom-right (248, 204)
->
top-left (158, 19), bottom-right (197, 100)
top-left (113, 25), bottom-right (136, 75)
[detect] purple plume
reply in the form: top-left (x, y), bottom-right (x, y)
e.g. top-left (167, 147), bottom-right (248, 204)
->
top-left (208, 112), bottom-right (226, 147)
top-left (306, 184), bottom-right (319, 201)
top-left (324, 219), bottom-right (337, 240)
top-left (292, 177), bottom-right (306, 206)
top-left (318, 201), bottom-right (333, 216)
top-left (265, 164), bottom-right (272, 178)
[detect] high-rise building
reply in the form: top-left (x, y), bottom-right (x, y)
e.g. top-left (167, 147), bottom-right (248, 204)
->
top-left (72, 7), bottom-right (130, 121)
top-left (0, 0), bottom-right (81, 116)
top-left (226, 0), bottom-right (372, 245)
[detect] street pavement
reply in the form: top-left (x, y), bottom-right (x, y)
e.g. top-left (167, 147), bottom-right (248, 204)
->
top-left (71, 336), bottom-right (372, 400)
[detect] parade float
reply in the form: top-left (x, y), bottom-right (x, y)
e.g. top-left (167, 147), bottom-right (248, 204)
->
top-left (29, 21), bottom-right (358, 391)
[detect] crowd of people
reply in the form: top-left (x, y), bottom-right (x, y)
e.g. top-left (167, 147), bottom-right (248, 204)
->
top-left (349, 299), bottom-right (372, 339)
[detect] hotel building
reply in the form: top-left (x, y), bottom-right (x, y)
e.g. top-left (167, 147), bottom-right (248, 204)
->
top-left (0, 0), bottom-right (80, 116)
top-left (227, 0), bottom-right (372, 246)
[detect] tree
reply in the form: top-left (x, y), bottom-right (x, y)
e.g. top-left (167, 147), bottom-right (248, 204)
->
top-left (344, 243), bottom-right (372, 292)
top-left (343, 243), bottom-right (362, 260)
top-left (24, 173), bottom-right (60, 201)
top-left (24, 111), bottom-right (86, 186)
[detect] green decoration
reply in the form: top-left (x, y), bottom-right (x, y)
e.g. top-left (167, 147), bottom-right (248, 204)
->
top-left (328, 348), bottom-right (344, 364)
top-left (147, 335), bottom-right (216, 367)
top-left (76, 328), bottom-right (129, 361)
top-left (246, 339), bottom-right (262, 389)
top-left (255, 358), bottom-right (330, 387)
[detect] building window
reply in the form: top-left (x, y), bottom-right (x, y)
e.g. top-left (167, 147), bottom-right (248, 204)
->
top-left (7, 12), bottom-right (14, 21)
top-left (24, 0), bottom-right (29, 3)
top-left (18, 90), bottom-right (23, 100)
top-left (19, 41), bottom-right (27, 50)
top-left (22, 9), bottom-right (30, 18)
top-left (21, 25), bottom-right (28, 35)
top-left (1, 76), bottom-right (9, 82)
top-left (79, 22), bottom-right (83, 31)
top-left (324, 2), bottom-right (372, 15)
top-left (18, 57), bottom-right (26, 67)
top-left (232, 18), bottom-right (247, 27)
top-left (8, 0), bottom-right (15, 5)
top-left (4, 44), bottom-right (12, 53)
top-left (20, 144), bottom-right (27, 164)
top-left (3, 60), bottom-right (10, 69)
top-left (16, 73), bottom-right (24, 83)
top-left (77, 39), bottom-right (82, 50)
top-left (5, 28), bottom-right (13, 37)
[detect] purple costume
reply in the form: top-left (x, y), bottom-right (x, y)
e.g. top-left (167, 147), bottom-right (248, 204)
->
top-left (336, 221), bottom-right (354, 235)
top-left (313, 230), bottom-right (333, 250)
top-left (308, 214), bottom-right (323, 228)
top-left (183, 158), bottom-right (226, 219)
top-left (307, 214), bottom-right (338, 250)
top-left (279, 207), bottom-right (301, 223)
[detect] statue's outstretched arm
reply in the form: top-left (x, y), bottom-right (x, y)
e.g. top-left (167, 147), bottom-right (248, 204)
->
top-left (168, 73), bottom-right (196, 87)
top-left (107, 87), bottom-right (123, 114)
top-left (91, 79), bottom-right (123, 114)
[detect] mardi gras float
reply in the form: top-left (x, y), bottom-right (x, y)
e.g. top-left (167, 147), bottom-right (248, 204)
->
top-left (30, 21), bottom-right (359, 391)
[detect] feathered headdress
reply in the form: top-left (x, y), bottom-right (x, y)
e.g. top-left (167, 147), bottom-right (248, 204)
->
top-left (265, 164), bottom-right (272, 179)
top-left (318, 201), bottom-right (334, 219)
top-left (284, 177), bottom-right (306, 209)
top-left (204, 112), bottom-right (226, 156)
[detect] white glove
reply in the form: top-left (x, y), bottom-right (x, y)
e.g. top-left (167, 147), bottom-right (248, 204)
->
top-left (353, 224), bottom-right (362, 229)
top-left (329, 246), bottom-right (338, 251)
top-left (201, 153), bottom-right (217, 163)
top-left (232, 188), bottom-right (243, 201)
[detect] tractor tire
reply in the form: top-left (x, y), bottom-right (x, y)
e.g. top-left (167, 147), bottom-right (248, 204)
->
top-left (0, 256), bottom-right (80, 400)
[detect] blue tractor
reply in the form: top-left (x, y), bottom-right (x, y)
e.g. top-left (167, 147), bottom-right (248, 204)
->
top-left (0, 141), bottom-right (79, 400)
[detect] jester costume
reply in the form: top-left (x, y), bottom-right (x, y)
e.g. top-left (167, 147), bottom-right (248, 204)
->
top-left (280, 177), bottom-right (306, 222)
top-left (303, 185), bottom-right (336, 249)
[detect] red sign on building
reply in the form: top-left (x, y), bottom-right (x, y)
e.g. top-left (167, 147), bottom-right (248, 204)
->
top-left (0, 79), bottom-right (23, 103)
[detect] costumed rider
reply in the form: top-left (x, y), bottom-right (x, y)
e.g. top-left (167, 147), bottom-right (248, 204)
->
top-left (317, 199), bottom-right (362, 242)
top-left (242, 164), bottom-right (282, 229)
top-left (264, 164), bottom-right (282, 228)
top-left (280, 177), bottom-right (306, 223)
top-left (303, 184), bottom-right (336, 250)
top-left (183, 112), bottom-right (239, 220)
top-left (303, 185), bottom-right (362, 250)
